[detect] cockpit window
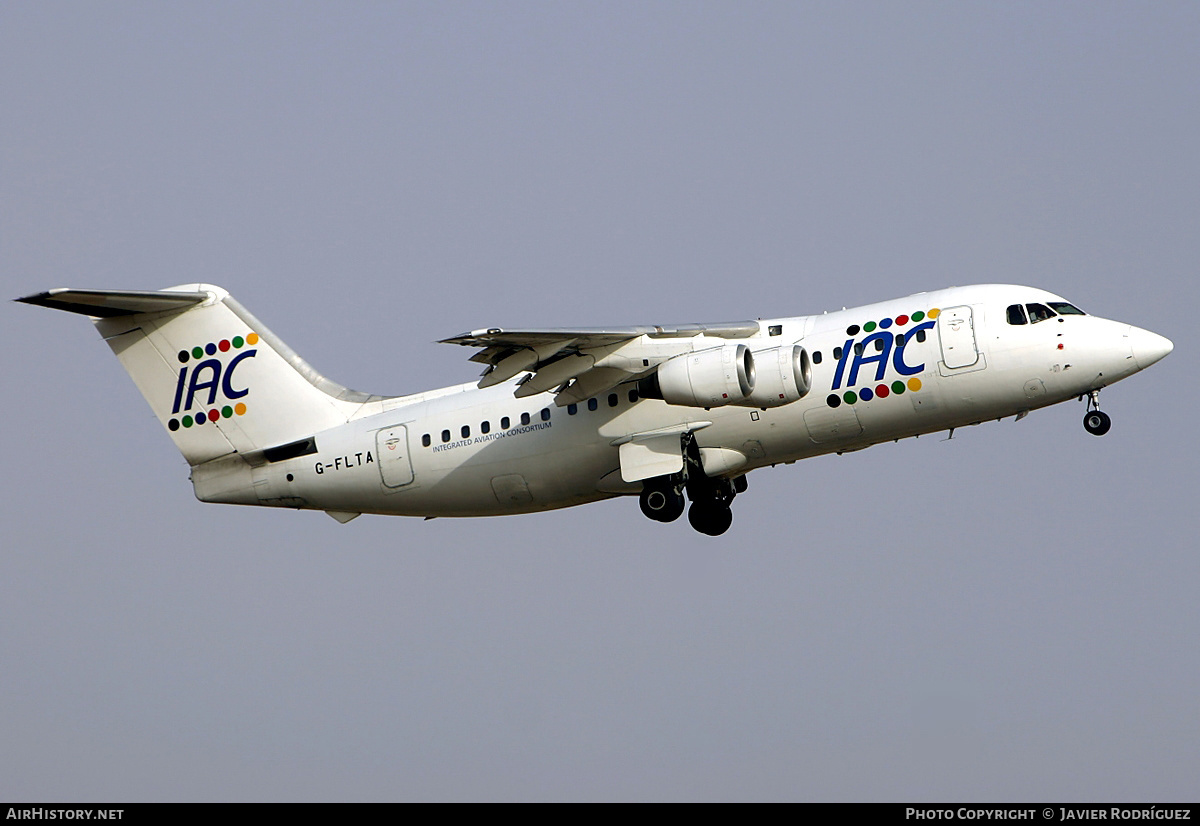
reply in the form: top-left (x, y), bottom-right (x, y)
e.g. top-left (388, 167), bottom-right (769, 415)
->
top-left (1026, 303), bottom-right (1057, 323)
top-left (1007, 304), bottom-right (1028, 325)
top-left (1048, 302), bottom-right (1085, 316)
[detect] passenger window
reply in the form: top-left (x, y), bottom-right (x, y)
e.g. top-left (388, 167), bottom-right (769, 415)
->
top-left (916, 330), bottom-right (927, 343)
top-left (422, 433), bottom-right (431, 447)
top-left (895, 334), bottom-right (904, 347)
top-left (628, 388), bottom-right (639, 403)
top-left (461, 425), bottom-right (470, 439)
top-left (501, 417), bottom-right (510, 430)
top-left (1026, 303), bottom-right (1057, 323)
top-left (854, 343), bottom-right (864, 356)
top-left (812, 351), bottom-right (822, 364)
top-left (833, 346), bottom-right (843, 360)
top-left (481, 421), bottom-right (490, 434)
top-left (520, 412), bottom-right (531, 426)
top-left (568, 403), bottom-right (578, 415)
top-left (588, 398), bottom-right (598, 411)
top-left (875, 338), bottom-right (885, 352)
top-left (608, 393), bottom-right (618, 407)
top-left (1048, 302), bottom-right (1085, 316)
top-left (1007, 304), bottom-right (1028, 325)
top-left (541, 408), bottom-right (551, 421)
top-left (441, 429), bottom-right (451, 443)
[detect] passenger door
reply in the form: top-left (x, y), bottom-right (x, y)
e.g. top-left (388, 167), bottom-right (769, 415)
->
top-left (938, 306), bottom-right (980, 369)
top-left (376, 425), bottom-right (415, 488)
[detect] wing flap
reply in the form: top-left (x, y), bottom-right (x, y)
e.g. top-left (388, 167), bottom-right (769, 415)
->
top-left (553, 367), bottom-right (630, 405)
top-left (513, 354), bottom-right (594, 397)
top-left (478, 348), bottom-right (541, 388)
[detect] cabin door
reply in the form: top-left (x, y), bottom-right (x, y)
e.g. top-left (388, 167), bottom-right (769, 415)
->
top-left (376, 425), bottom-right (415, 488)
top-left (938, 306), bottom-right (980, 369)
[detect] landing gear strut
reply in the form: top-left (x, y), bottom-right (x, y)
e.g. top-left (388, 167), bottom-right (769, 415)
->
top-left (1083, 390), bottom-right (1112, 436)
top-left (681, 433), bottom-right (738, 536)
top-left (635, 433), bottom-right (745, 536)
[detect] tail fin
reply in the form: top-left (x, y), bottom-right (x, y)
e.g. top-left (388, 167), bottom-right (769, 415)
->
top-left (18, 285), bottom-right (378, 466)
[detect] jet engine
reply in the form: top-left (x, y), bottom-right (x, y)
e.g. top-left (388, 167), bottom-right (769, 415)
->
top-left (736, 344), bottom-right (812, 408)
top-left (637, 344), bottom-right (755, 408)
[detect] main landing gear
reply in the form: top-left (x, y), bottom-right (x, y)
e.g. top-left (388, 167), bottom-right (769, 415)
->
top-left (686, 478), bottom-right (737, 537)
top-left (1083, 390), bottom-right (1112, 436)
top-left (639, 480), bottom-right (686, 523)
top-left (637, 433), bottom-right (748, 536)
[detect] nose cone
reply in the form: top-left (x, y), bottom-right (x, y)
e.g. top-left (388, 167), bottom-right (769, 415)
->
top-left (1127, 325), bottom-right (1173, 370)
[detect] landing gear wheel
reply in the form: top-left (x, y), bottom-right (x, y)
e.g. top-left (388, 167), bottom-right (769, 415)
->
top-left (640, 485), bottom-right (685, 522)
top-left (1083, 409), bottom-right (1112, 436)
top-left (687, 502), bottom-right (733, 536)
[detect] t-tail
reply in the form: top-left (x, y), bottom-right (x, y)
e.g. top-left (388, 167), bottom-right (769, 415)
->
top-left (17, 285), bottom-right (381, 505)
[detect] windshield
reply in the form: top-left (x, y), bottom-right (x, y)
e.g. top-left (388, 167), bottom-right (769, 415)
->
top-left (1027, 303), bottom-right (1056, 323)
top-left (1047, 302), bottom-right (1086, 316)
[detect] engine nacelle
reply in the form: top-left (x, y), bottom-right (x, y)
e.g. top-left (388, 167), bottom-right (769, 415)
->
top-left (736, 344), bottom-right (812, 408)
top-left (638, 344), bottom-right (755, 408)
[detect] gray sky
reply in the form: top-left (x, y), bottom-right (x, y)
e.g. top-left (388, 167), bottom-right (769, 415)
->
top-left (3, 1), bottom-right (1197, 802)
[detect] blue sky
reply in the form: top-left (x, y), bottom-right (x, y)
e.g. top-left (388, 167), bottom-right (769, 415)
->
top-left (3, 2), bottom-right (1197, 801)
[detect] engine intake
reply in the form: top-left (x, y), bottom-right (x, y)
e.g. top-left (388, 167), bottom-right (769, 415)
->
top-left (638, 344), bottom-right (755, 408)
top-left (736, 344), bottom-right (811, 408)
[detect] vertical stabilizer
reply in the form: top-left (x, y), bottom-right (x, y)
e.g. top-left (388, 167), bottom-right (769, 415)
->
top-left (18, 285), bottom-right (378, 466)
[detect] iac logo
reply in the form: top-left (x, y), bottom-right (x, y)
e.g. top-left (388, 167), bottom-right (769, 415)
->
top-left (166, 333), bottom-right (259, 431)
top-left (825, 309), bottom-right (939, 409)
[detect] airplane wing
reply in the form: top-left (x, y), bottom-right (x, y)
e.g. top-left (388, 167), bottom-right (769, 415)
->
top-left (441, 322), bottom-right (761, 405)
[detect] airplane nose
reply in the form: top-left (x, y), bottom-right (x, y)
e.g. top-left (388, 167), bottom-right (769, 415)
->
top-left (1127, 325), bottom-right (1174, 370)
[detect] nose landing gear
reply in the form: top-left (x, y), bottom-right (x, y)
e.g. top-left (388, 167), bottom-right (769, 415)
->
top-left (1083, 390), bottom-right (1112, 436)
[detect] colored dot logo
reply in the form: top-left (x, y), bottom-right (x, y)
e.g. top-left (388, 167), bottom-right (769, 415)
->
top-left (827, 374), bottom-right (925, 409)
top-left (168, 401), bottom-right (249, 430)
top-left (826, 311), bottom-right (937, 409)
top-left (167, 333), bottom-right (256, 431)
top-left (176, 333), bottom-right (258, 364)
top-left (845, 308), bottom-right (939, 337)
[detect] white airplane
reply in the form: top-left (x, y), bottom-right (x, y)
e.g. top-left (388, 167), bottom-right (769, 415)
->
top-left (18, 283), bottom-right (1172, 535)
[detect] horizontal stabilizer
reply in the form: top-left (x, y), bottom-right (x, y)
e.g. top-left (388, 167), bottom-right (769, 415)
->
top-left (15, 288), bottom-right (209, 318)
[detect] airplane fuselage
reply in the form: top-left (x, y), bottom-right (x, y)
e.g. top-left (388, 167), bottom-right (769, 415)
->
top-left (190, 284), bottom-right (1169, 521)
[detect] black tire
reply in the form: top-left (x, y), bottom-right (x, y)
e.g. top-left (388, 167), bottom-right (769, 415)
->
top-left (687, 502), bottom-right (733, 536)
top-left (640, 485), bottom-right (685, 522)
top-left (1083, 409), bottom-right (1112, 436)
